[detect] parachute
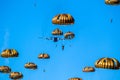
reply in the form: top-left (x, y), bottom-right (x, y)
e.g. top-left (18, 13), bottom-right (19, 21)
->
top-left (105, 0), bottom-right (120, 5)
top-left (69, 77), bottom-right (82, 80)
top-left (0, 66), bottom-right (11, 73)
top-left (64, 31), bottom-right (75, 40)
top-left (9, 72), bottom-right (23, 79)
top-left (38, 53), bottom-right (50, 59)
top-left (52, 28), bottom-right (63, 35)
top-left (24, 62), bottom-right (37, 70)
top-left (95, 57), bottom-right (120, 69)
top-left (52, 14), bottom-right (74, 25)
top-left (82, 66), bottom-right (95, 72)
top-left (1, 49), bottom-right (18, 58)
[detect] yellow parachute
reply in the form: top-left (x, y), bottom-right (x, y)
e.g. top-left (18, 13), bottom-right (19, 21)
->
top-left (95, 57), bottom-right (120, 69)
top-left (82, 66), bottom-right (95, 72)
top-left (1, 49), bottom-right (18, 58)
top-left (52, 14), bottom-right (74, 25)
top-left (52, 28), bottom-right (63, 35)
top-left (9, 72), bottom-right (23, 79)
top-left (69, 77), bottom-right (82, 80)
top-left (105, 0), bottom-right (120, 5)
top-left (38, 53), bottom-right (50, 59)
top-left (64, 31), bottom-right (75, 39)
top-left (24, 62), bottom-right (37, 70)
top-left (0, 66), bottom-right (11, 73)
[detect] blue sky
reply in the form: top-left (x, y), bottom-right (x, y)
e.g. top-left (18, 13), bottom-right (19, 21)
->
top-left (0, 0), bottom-right (120, 80)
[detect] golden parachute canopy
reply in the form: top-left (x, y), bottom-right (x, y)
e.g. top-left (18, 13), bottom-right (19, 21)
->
top-left (24, 62), bottom-right (37, 70)
top-left (9, 72), bottom-right (23, 79)
top-left (0, 66), bottom-right (11, 73)
top-left (1, 49), bottom-right (18, 58)
top-left (82, 66), bottom-right (95, 72)
top-left (105, 0), bottom-right (120, 5)
top-left (52, 14), bottom-right (74, 25)
top-left (64, 31), bottom-right (75, 39)
top-left (38, 53), bottom-right (50, 59)
top-left (52, 28), bottom-right (63, 35)
top-left (69, 77), bottom-right (82, 80)
top-left (95, 57), bottom-right (120, 69)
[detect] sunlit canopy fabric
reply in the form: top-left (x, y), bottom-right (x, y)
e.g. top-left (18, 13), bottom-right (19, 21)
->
top-left (82, 66), bottom-right (95, 72)
top-left (52, 28), bottom-right (63, 35)
top-left (38, 53), bottom-right (50, 59)
top-left (9, 72), bottom-right (23, 79)
top-left (105, 0), bottom-right (120, 5)
top-left (64, 31), bottom-right (75, 39)
top-left (69, 77), bottom-right (82, 80)
top-left (0, 66), bottom-right (11, 73)
top-left (95, 57), bottom-right (120, 69)
top-left (1, 49), bottom-right (18, 58)
top-left (24, 62), bottom-right (37, 70)
top-left (52, 14), bottom-right (74, 25)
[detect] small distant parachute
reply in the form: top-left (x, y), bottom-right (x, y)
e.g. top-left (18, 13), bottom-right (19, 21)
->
top-left (95, 57), bottom-right (120, 69)
top-left (52, 14), bottom-right (74, 25)
top-left (38, 53), bottom-right (50, 59)
top-left (64, 31), bottom-right (75, 39)
top-left (24, 62), bottom-right (37, 70)
top-left (82, 67), bottom-right (95, 72)
top-left (52, 28), bottom-right (63, 35)
top-left (105, 0), bottom-right (120, 5)
top-left (69, 77), bottom-right (82, 80)
top-left (1, 49), bottom-right (19, 58)
top-left (62, 45), bottom-right (65, 51)
top-left (0, 66), bottom-right (11, 73)
top-left (9, 72), bottom-right (23, 79)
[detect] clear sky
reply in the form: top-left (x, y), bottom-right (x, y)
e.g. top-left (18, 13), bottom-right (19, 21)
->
top-left (0, 0), bottom-right (120, 80)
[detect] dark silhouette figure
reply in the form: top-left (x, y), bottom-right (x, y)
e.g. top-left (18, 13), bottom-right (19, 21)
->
top-left (62, 45), bottom-right (64, 51)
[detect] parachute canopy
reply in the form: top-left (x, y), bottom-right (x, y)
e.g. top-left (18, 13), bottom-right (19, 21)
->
top-left (0, 66), bottom-right (11, 73)
top-left (1, 49), bottom-right (18, 58)
top-left (69, 77), bottom-right (82, 80)
top-left (52, 14), bottom-right (74, 25)
top-left (9, 72), bottom-right (23, 79)
top-left (38, 53), bottom-right (50, 59)
top-left (24, 62), bottom-right (37, 70)
top-left (64, 31), bottom-right (75, 39)
top-left (95, 57), bottom-right (120, 69)
top-left (105, 0), bottom-right (120, 5)
top-left (52, 28), bottom-right (63, 35)
top-left (82, 66), bottom-right (95, 72)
